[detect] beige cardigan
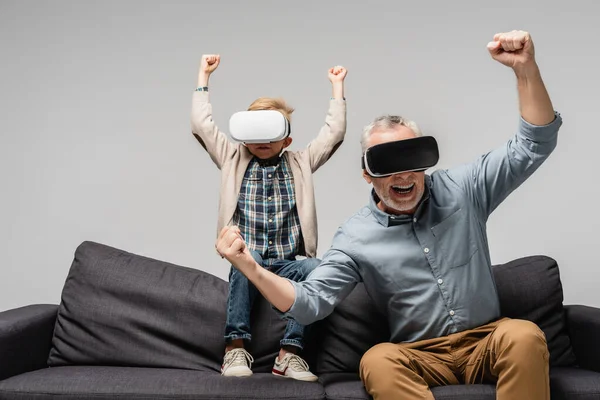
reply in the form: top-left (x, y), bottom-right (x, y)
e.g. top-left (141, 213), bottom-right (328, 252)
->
top-left (190, 91), bottom-right (347, 258)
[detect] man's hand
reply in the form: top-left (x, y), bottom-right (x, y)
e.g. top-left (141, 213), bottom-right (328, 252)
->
top-left (328, 65), bottom-right (347, 99)
top-left (487, 30), bottom-right (536, 74)
top-left (488, 31), bottom-right (554, 125)
top-left (198, 54), bottom-right (220, 87)
top-left (215, 226), bottom-right (257, 271)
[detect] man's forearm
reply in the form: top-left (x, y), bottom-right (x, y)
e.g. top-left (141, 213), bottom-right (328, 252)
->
top-left (515, 63), bottom-right (555, 126)
top-left (236, 259), bottom-right (296, 312)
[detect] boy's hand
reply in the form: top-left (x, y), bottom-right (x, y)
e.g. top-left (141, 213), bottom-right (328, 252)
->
top-left (201, 54), bottom-right (220, 74)
top-left (328, 65), bottom-right (347, 83)
top-left (216, 226), bottom-right (256, 270)
top-left (198, 54), bottom-right (220, 87)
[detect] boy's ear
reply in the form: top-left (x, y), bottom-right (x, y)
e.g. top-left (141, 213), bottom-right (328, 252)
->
top-left (282, 137), bottom-right (293, 148)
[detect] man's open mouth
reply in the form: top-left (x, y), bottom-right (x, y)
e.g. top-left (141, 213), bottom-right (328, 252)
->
top-left (391, 183), bottom-right (415, 195)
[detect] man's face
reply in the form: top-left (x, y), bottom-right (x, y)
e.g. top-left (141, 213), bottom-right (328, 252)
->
top-left (363, 126), bottom-right (426, 215)
top-left (245, 137), bottom-right (292, 159)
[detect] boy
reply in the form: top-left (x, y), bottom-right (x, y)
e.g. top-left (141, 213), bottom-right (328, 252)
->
top-left (191, 54), bottom-right (347, 381)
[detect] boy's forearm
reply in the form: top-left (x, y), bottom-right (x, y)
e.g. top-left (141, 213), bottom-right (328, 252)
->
top-left (332, 82), bottom-right (344, 100)
top-left (198, 71), bottom-right (210, 88)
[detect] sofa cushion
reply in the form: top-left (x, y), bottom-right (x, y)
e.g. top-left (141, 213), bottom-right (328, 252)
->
top-left (549, 367), bottom-right (600, 400)
top-left (47, 241), bottom-right (306, 374)
top-left (48, 241), bottom-right (229, 371)
top-left (318, 373), bottom-right (496, 400)
top-left (492, 255), bottom-right (577, 367)
top-left (0, 366), bottom-right (325, 400)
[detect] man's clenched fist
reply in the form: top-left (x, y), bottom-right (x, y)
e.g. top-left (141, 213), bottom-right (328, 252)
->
top-left (328, 65), bottom-right (347, 83)
top-left (201, 54), bottom-right (220, 75)
top-left (487, 30), bottom-right (535, 71)
top-left (215, 226), bottom-right (255, 267)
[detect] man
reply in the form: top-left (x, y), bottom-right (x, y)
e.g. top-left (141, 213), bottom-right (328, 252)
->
top-left (216, 30), bottom-right (560, 399)
top-left (191, 55), bottom-right (347, 380)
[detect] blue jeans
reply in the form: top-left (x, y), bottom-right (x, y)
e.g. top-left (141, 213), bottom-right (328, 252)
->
top-left (224, 250), bottom-right (320, 350)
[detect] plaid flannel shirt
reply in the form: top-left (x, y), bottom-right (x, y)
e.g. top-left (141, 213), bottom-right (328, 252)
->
top-left (232, 156), bottom-right (303, 266)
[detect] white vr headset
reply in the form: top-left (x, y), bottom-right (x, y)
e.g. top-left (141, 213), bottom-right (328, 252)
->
top-left (229, 110), bottom-right (291, 143)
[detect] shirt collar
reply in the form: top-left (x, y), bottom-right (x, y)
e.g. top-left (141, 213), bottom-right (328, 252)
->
top-left (368, 175), bottom-right (432, 227)
top-left (255, 154), bottom-right (282, 168)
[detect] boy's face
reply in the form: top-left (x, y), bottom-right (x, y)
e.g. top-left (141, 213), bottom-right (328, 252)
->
top-left (245, 137), bottom-right (292, 159)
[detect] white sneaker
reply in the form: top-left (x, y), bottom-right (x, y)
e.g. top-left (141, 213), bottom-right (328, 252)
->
top-left (221, 348), bottom-right (254, 377)
top-left (272, 353), bottom-right (318, 382)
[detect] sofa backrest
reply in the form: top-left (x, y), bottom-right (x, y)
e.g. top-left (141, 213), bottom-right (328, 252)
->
top-left (48, 242), bottom-right (576, 375)
top-left (48, 241), bottom-right (229, 371)
top-left (48, 241), bottom-right (297, 373)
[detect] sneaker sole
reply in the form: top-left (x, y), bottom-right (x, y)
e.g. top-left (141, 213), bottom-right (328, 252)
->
top-left (222, 368), bottom-right (253, 377)
top-left (272, 370), bottom-right (318, 382)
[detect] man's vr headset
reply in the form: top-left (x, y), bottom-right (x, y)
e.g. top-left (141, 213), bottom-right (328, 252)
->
top-left (362, 136), bottom-right (439, 177)
top-left (229, 110), bottom-right (291, 144)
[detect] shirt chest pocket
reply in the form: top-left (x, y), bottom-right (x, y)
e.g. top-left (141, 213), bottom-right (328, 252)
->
top-left (274, 171), bottom-right (295, 202)
top-left (238, 175), bottom-right (265, 201)
top-left (430, 208), bottom-right (478, 269)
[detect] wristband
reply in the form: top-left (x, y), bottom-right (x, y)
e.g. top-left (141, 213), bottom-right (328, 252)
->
top-left (195, 86), bottom-right (209, 92)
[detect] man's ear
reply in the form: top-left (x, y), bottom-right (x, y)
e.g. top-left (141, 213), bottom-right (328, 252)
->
top-left (282, 137), bottom-right (293, 148)
top-left (362, 169), bottom-right (373, 184)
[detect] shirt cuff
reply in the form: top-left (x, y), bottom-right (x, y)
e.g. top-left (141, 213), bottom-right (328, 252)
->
top-left (193, 91), bottom-right (209, 101)
top-left (270, 279), bottom-right (303, 320)
top-left (519, 111), bottom-right (562, 143)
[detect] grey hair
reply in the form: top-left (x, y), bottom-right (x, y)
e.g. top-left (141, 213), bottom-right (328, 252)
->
top-left (361, 115), bottom-right (423, 152)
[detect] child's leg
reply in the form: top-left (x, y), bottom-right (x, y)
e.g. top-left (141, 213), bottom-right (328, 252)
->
top-left (271, 257), bottom-right (321, 352)
top-left (270, 257), bottom-right (321, 381)
top-left (224, 250), bottom-right (264, 350)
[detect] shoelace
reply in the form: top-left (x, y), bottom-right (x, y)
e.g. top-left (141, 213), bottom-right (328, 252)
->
top-left (285, 354), bottom-right (310, 372)
top-left (225, 348), bottom-right (254, 368)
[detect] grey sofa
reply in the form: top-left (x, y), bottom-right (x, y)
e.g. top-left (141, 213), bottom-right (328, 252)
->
top-left (1, 241), bottom-right (599, 400)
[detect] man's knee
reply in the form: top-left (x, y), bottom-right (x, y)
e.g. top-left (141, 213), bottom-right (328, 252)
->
top-left (360, 343), bottom-right (410, 375)
top-left (494, 319), bottom-right (548, 354)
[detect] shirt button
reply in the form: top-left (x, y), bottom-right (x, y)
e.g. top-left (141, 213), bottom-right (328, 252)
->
top-left (413, 218), bottom-right (417, 223)
top-left (449, 310), bottom-right (455, 316)
top-left (268, 197), bottom-right (272, 201)
top-left (437, 279), bottom-right (443, 285)
top-left (268, 241), bottom-right (272, 245)
top-left (424, 248), bottom-right (430, 253)
top-left (268, 174), bottom-right (272, 178)
top-left (268, 219), bottom-right (273, 222)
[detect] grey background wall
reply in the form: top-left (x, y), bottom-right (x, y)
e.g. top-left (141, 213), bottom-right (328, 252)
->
top-left (1, 0), bottom-right (598, 311)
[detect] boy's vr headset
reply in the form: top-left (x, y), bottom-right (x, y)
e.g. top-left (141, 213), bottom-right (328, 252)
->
top-left (229, 110), bottom-right (291, 143)
top-left (362, 136), bottom-right (439, 177)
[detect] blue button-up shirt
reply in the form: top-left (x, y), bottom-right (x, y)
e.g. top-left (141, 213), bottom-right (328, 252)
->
top-left (286, 113), bottom-right (562, 343)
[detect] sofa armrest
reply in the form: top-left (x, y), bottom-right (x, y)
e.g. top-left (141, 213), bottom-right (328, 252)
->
top-left (565, 304), bottom-right (600, 372)
top-left (0, 304), bottom-right (58, 380)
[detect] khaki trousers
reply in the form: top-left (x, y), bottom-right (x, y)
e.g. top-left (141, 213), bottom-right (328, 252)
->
top-left (359, 318), bottom-right (550, 400)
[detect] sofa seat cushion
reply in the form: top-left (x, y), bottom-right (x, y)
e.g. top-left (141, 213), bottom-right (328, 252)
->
top-left (550, 367), bottom-right (600, 400)
top-left (318, 373), bottom-right (495, 400)
top-left (0, 366), bottom-right (325, 400)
